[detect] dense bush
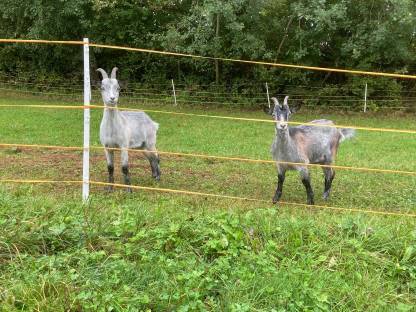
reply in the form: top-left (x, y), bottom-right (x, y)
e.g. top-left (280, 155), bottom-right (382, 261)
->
top-left (0, 0), bottom-right (415, 108)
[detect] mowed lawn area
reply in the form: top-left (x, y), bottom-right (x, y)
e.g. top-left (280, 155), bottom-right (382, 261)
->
top-left (0, 94), bottom-right (416, 311)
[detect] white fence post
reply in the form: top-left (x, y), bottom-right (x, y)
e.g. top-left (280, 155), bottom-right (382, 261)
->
top-left (82, 38), bottom-right (91, 202)
top-left (363, 83), bottom-right (368, 112)
top-left (171, 79), bottom-right (177, 106)
top-left (265, 82), bottom-right (271, 108)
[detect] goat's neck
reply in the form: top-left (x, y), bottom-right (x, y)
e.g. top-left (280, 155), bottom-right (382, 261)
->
top-left (276, 129), bottom-right (296, 151)
top-left (103, 105), bottom-right (120, 120)
top-left (102, 105), bottom-right (123, 129)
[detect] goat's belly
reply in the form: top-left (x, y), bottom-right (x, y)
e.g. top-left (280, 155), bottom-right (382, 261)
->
top-left (284, 163), bottom-right (306, 171)
top-left (275, 156), bottom-right (307, 171)
top-left (101, 141), bottom-right (120, 148)
top-left (129, 141), bottom-right (146, 149)
top-left (309, 153), bottom-right (331, 164)
top-left (100, 135), bottom-right (121, 148)
top-left (100, 131), bottom-right (125, 148)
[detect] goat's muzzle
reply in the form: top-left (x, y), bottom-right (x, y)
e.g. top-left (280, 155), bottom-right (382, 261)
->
top-left (105, 100), bottom-right (118, 107)
top-left (275, 120), bottom-right (288, 131)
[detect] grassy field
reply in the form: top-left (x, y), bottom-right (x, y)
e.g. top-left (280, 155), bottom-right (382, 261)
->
top-left (0, 94), bottom-right (416, 311)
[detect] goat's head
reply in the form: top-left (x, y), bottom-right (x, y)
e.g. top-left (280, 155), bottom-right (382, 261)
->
top-left (97, 67), bottom-right (120, 106)
top-left (267, 96), bottom-right (301, 131)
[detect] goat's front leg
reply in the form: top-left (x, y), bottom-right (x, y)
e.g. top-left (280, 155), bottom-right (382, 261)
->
top-left (273, 166), bottom-right (286, 204)
top-left (121, 148), bottom-right (132, 193)
top-left (300, 169), bottom-right (314, 205)
top-left (104, 148), bottom-right (115, 192)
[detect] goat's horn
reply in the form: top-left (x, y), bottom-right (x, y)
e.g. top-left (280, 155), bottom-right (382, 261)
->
top-left (96, 68), bottom-right (108, 79)
top-left (283, 95), bottom-right (289, 107)
top-left (271, 97), bottom-right (279, 107)
top-left (111, 67), bottom-right (118, 79)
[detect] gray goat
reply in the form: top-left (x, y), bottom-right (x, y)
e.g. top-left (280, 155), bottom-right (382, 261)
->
top-left (266, 96), bottom-right (354, 205)
top-left (97, 67), bottom-right (161, 192)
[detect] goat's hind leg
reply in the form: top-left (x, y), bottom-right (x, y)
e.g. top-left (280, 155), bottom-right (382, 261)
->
top-left (273, 166), bottom-right (286, 204)
top-left (104, 148), bottom-right (115, 192)
top-left (144, 149), bottom-right (161, 181)
top-left (121, 148), bottom-right (132, 193)
top-left (300, 168), bottom-right (314, 205)
top-left (322, 166), bottom-right (335, 200)
top-left (144, 134), bottom-right (161, 181)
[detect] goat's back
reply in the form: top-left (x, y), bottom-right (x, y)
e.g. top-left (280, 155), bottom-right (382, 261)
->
top-left (289, 119), bottom-right (341, 164)
top-left (121, 111), bottom-right (159, 148)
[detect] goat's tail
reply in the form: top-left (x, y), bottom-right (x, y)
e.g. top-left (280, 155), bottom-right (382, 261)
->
top-left (153, 122), bottom-right (160, 132)
top-left (339, 128), bottom-right (355, 142)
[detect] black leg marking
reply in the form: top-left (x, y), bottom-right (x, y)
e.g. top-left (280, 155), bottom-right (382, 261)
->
top-left (106, 165), bottom-right (114, 192)
top-left (122, 165), bottom-right (132, 193)
top-left (149, 156), bottom-right (161, 181)
top-left (272, 173), bottom-right (285, 204)
top-left (302, 178), bottom-right (314, 205)
top-left (323, 169), bottom-right (335, 200)
top-left (108, 165), bottom-right (114, 182)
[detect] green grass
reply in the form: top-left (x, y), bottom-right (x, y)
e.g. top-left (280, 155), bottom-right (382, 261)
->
top-left (0, 94), bottom-right (416, 311)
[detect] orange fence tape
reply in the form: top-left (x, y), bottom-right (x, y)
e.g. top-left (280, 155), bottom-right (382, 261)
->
top-left (0, 104), bottom-right (415, 134)
top-left (0, 178), bottom-right (415, 218)
top-left (1, 142), bottom-right (415, 176)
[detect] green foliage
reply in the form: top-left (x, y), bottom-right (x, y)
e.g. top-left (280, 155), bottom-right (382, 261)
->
top-left (1, 187), bottom-right (416, 311)
top-left (0, 0), bottom-right (415, 100)
top-left (0, 96), bottom-right (416, 310)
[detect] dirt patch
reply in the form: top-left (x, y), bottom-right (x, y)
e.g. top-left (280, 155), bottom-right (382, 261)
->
top-left (0, 147), bottom-right (217, 183)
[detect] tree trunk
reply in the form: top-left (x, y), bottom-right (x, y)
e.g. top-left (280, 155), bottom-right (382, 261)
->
top-left (275, 16), bottom-right (294, 61)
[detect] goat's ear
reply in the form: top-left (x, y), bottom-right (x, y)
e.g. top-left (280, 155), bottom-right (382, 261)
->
top-left (263, 104), bottom-right (273, 115)
top-left (118, 80), bottom-right (128, 90)
top-left (93, 80), bottom-right (101, 89)
top-left (290, 101), bottom-right (302, 114)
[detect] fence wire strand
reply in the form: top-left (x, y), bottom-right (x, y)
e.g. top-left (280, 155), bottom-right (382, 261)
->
top-left (1, 143), bottom-right (415, 176)
top-left (2, 81), bottom-right (414, 103)
top-left (2, 70), bottom-right (416, 94)
top-left (0, 39), bottom-right (415, 219)
top-left (0, 178), bottom-right (415, 218)
top-left (1, 39), bottom-right (416, 80)
top-left (0, 103), bottom-right (415, 134)
top-left (2, 78), bottom-right (415, 101)
top-left (88, 43), bottom-right (416, 80)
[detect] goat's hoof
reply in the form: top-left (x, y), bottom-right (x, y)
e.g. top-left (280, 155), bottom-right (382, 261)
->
top-left (307, 200), bottom-right (315, 205)
top-left (322, 192), bottom-right (330, 200)
top-left (105, 186), bottom-right (114, 193)
top-left (126, 188), bottom-right (133, 193)
top-left (272, 194), bottom-right (281, 204)
top-left (153, 175), bottom-right (160, 181)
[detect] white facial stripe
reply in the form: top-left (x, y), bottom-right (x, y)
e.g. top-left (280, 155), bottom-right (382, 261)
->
top-left (272, 109), bottom-right (288, 131)
top-left (277, 114), bottom-right (287, 128)
top-left (100, 78), bottom-right (120, 105)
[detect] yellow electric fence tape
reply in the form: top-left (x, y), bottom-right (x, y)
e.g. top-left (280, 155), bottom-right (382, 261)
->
top-left (0, 178), bottom-right (415, 218)
top-left (1, 40), bottom-right (415, 219)
top-left (0, 104), bottom-right (415, 134)
top-left (1, 39), bottom-right (416, 79)
top-left (1, 143), bottom-right (415, 176)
